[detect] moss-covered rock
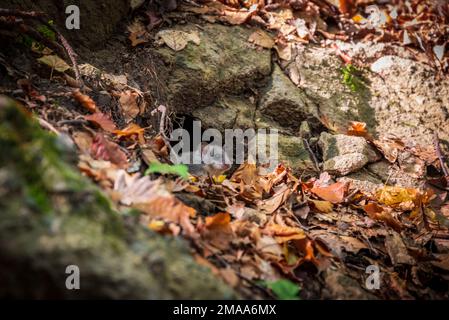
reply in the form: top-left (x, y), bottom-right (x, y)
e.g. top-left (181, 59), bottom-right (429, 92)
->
top-left (0, 96), bottom-right (234, 299)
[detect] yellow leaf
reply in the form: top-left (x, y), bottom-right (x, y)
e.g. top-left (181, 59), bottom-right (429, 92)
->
top-left (375, 186), bottom-right (419, 207)
top-left (309, 199), bottom-right (333, 213)
top-left (37, 55), bottom-right (71, 73)
top-left (213, 175), bottom-right (227, 184)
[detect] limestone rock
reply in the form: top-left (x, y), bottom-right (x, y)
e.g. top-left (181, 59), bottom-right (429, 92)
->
top-left (319, 132), bottom-right (380, 176)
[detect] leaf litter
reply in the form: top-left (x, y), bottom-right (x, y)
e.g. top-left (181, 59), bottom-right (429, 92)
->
top-left (3, 0), bottom-right (449, 300)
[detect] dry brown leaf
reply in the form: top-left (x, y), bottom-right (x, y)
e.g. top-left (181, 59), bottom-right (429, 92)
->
top-left (373, 138), bottom-right (405, 163)
top-left (72, 131), bottom-right (93, 154)
top-left (248, 29), bottom-right (275, 49)
top-left (257, 185), bottom-right (291, 213)
top-left (201, 212), bottom-right (234, 250)
top-left (84, 112), bottom-right (117, 132)
top-left (128, 20), bottom-right (150, 47)
top-left (309, 199), bottom-right (333, 213)
top-left (72, 89), bottom-right (97, 113)
top-left (363, 202), bottom-right (402, 232)
top-left (156, 29), bottom-right (200, 51)
top-left (311, 181), bottom-right (347, 204)
top-left (90, 133), bottom-right (128, 168)
top-left (119, 90), bottom-right (140, 121)
top-left (221, 6), bottom-right (258, 25)
top-left (263, 223), bottom-right (306, 244)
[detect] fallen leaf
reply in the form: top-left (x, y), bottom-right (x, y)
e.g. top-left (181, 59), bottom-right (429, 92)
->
top-left (84, 112), bottom-right (117, 132)
top-left (263, 224), bottom-right (306, 244)
top-left (257, 185), bottom-right (291, 213)
top-left (202, 212), bottom-right (234, 250)
top-left (114, 172), bottom-right (197, 236)
top-left (248, 29), bottom-right (275, 49)
top-left (311, 181), bottom-right (347, 204)
top-left (309, 199), bottom-right (333, 213)
top-left (37, 55), bottom-right (71, 73)
top-left (119, 90), bottom-right (140, 121)
top-left (375, 186), bottom-right (419, 209)
top-left (72, 131), bottom-right (93, 154)
top-left (90, 133), bottom-right (128, 168)
top-left (156, 29), bottom-right (200, 51)
top-left (363, 202), bottom-right (402, 232)
top-left (385, 231), bottom-right (415, 265)
top-left (221, 5), bottom-right (258, 25)
top-left (205, 212), bottom-right (231, 228)
top-left (72, 89), bottom-right (97, 113)
top-left (347, 121), bottom-right (372, 139)
top-left (127, 20), bottom-right (150, 46)
top-left (145, 163), bottom-right (189, 180)
top-left (114, 123), bottom-right (145, 144)
top-left (265, 279), bottom-right (300, 300)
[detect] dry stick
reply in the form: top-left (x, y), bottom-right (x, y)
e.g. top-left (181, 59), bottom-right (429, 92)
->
top-left (302, 138), bottom-right (320, 172)
top-left (434, 132), bottom-right (449, 182)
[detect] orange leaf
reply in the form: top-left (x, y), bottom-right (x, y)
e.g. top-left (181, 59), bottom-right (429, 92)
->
top-left (72, 89), bottom-right (97, 113)
top-left (84, 112), bottom-right (117, 132)
top-left (205, 212), bottom-right (231, 229)
top-left (113, 123), bottom-right (145, 144)
top-left (311, 181), bottom-right (347, 204)
top-left (347, 121), bottom-right (372, 140)
top-left (338, 0), bottom-right (354, 14)
top-left (263, 224), bottom-right (306, 244)
top-left (138, 196), bottom-right (197, 236)
top-left (363, 202), bottom-right (402, 232)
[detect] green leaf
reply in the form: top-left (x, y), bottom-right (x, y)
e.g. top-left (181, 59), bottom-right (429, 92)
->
top-left (266, 279), bottom-right (300, 300)
top-left (145, 163), bottom-right (189, 180)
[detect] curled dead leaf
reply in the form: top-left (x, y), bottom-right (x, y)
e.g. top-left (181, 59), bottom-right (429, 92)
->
top-left (72, 89), bottom-right (97, 113)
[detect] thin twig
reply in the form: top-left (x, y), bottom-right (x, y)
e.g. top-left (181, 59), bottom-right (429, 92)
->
top-left (434, 132), bottom-right (449, 182)
top-left (302, 138), bottom-right (320, 172)
top-left (38, 117), bottom-right (60, 135)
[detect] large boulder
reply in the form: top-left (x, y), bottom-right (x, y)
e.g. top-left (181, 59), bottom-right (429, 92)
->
top-left (156, 23), bottom-right (272, 114)
top-left (0, 96), bottom-right (234, 299)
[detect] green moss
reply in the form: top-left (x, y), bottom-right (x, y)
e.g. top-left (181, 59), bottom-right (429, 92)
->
top-left (341, 64), bottom-right (365, 92)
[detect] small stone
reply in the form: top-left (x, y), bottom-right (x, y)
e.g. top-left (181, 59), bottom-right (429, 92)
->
top-left (319, 132), bottom-right (380, 175)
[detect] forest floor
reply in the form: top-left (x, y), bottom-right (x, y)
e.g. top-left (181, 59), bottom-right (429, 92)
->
top-left (1, 0), bottom-right (449, 299)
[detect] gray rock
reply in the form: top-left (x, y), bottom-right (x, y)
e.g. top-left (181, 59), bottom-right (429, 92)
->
top-left (259, 65), bottom-right (319, 129)
top-left (156, 23), bottom-right (272, 114)
top-left (319, 132), bottom-right (380, 176)
top-left (277, 134), bottom-right (317, 173)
